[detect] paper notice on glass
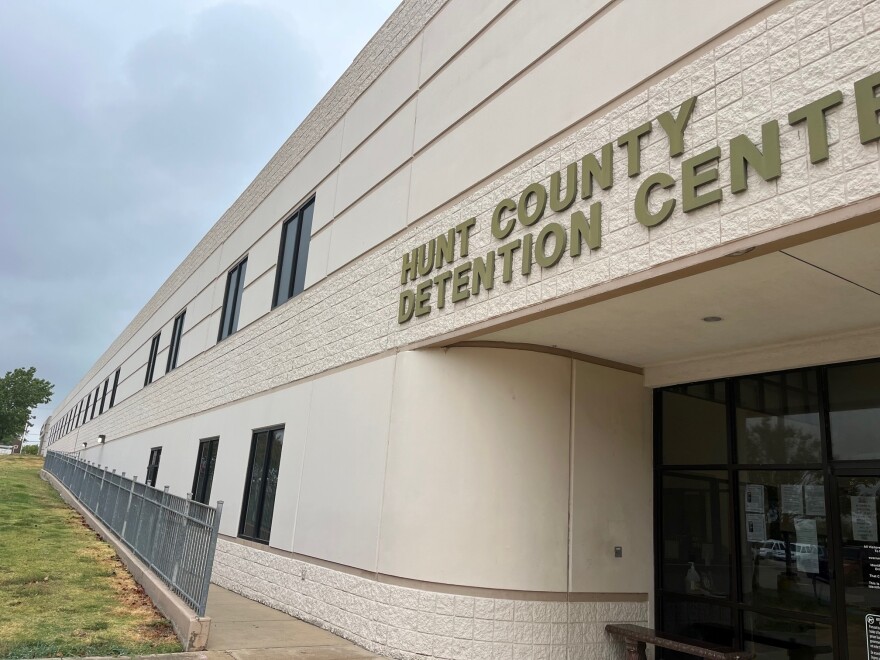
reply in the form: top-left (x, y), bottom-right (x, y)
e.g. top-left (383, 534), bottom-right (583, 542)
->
top-left (795, 518), bottom-right (820, 573)
top-left (865, 614), bottom-right (880, 660)
top-left (781, 484), bottom-right (804, 515)
top-left (805, 485), bottom-right (826, 517)
top-left (745, 485), bottom-right (765, 513)
top-left (746, 513), bottom-right (767, 542)
top-left (853, 496), bottom-right (879, 543)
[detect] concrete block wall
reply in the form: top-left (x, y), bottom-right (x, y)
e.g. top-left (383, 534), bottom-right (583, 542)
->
top-left (51, 0), bottom-right (880, 451)
top-left (213, 540), bottom-right (647, 660)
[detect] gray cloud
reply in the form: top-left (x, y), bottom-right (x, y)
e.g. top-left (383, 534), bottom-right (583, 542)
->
top-left (0, 1), bottom-right (397, 440)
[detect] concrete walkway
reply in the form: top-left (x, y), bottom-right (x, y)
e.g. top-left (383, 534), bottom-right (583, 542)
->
top-left (45, 585), bottom-right (379, 660)
top-left (202, 585), bottom-right (377, 659)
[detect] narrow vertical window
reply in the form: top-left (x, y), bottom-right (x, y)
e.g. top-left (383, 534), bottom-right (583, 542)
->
top-left (166, 310), bottom-right (186, 373)
top-left (99, 377), bottom-right (109, 415)
top-left (109, 368), bottom-right (121, 409)
top-left (144, 333), bottom-right (161, 386)
top-left (90, 386), bottom-right (99, 420)
top-left (76, 399), bottom-right (85, 427)
top-left (218, 258), bottom-right (247, 341)
top-left (272, 198), bottom-right (314, 309)
top-left (239, 426), bottom-right (284, 543)
top-left (145, 447), bottom-right (162, 488)
top-left (191, 437), bottom-right (219, 505)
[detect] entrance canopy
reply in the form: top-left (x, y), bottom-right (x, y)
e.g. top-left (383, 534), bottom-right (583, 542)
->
top-left (472, 219), bottom-right (880, 387)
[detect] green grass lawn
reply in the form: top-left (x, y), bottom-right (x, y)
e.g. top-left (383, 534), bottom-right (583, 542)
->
top-left (0, 455), bottom-right (182, 658)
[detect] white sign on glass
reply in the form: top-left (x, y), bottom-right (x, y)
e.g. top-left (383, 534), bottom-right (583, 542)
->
top-left (794, 518), bottom-right (820, 573)
top-left (781, 484), bottom-right (804, 515)
top-left (746, 513), bottom-right (767, 542)
top-left (745, 485), bottom-right (765, 513)
top-left (805, 485), bottom-right (826, 517)
top-left (853, 496), bottom-right (879, 543)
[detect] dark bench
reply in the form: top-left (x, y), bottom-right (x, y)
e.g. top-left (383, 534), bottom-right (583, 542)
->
top-left (606, 624), bottom-right (755, 660)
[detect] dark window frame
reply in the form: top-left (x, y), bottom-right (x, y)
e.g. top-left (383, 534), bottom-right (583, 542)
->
top-left (218, 257), bottom-right (248, 342)
top-left (191, 437), bottom-right (219, 505)
top-left (144, 333), bottom-right (161, 386)
top-left (655, 357), bottom-right (880, 658)
top-left (238, 424), bottom-right (284, 544)
top-left (166, 310), bottom-right (186, 373)
top-left (272, 197), bottom-right (314, 309)
top-left (99, 377), bottom-right (109, 415)
top-left (90, 386), bottom-right (99, 420)
top-left (145, 447), bottom-right (162, 488)
top-left (109, 368), bottom-right (121, 409)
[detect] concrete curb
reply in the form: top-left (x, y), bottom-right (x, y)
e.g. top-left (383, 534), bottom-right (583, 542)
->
top-left (40, 469), bottom-right (211, 651)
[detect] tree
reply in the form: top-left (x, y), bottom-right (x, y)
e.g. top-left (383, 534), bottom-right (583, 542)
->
top-left (0, 368), bottom-right (53, 445)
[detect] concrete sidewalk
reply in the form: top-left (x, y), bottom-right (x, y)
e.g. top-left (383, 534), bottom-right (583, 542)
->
top-left (43, 585), bottom-right (379, 660)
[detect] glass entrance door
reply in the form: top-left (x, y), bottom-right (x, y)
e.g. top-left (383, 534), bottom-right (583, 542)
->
top-left (834, 473), bottom-right (880, 660)
top-left (655, 358), bottom-right (880, 658)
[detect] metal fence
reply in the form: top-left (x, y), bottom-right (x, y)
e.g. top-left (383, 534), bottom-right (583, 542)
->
top-left (44, 451), bottom-right (223, 616)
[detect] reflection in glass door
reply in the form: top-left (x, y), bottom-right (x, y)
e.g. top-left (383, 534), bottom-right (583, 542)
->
top-left (835, 474), bottom-right (880, 660)
top-left (655, 359), bottom-right (880, 659)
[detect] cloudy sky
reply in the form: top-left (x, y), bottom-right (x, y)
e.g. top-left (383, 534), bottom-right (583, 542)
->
top-left (0, 0), bottom-right (398, 443)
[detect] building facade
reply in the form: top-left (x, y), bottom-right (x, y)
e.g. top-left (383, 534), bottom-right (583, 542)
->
top-left (47, 1), bottom-right (880, 658)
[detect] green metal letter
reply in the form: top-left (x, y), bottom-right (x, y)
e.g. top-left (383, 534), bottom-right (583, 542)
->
top-left (581, 143), bottom-right (614, 199)
top-left (854, 71), bottom-right (880, 145)
top-left (635, 172), bottom-right (676, 227)
top-left (788, 90), bottom-right (844, 163)
top-left (730, 120), bottom-right (781, 194)
top-left (550, 162), bottom-right (578, 213)
top-left (518, 182), bottom-right (548, 227)
top-left (416, 241), bottom-right (435, 277)
top-left (492, 198), bottom-right (517, 240)
top-left (414, 280), bottom-right (433, 317)
top-left (522, 233), bottom-right (533, 276)
top-left (455, 217), bottom-right (477, 257)
top-left (657, 96), bottom-right (697, 157)
top-left (570, 202), bottom-right (602, 256)
top-left (617, 121), bottom-right (653, 177)
top-left (435, 228), bottom-right (456, 268)
top-left (400, 249), bottom-right (417, 285)
top-left (682, 146), bottom-right (722, 213)
top-left (451, 262), bottom-right (472, 303)
top-left (398, 289), bottom-right (415, 323)
top-left (433, 270), bottom-right (452, 309)
top-left (496, 239), bottom-right (521, 283)
top-left (471, 252), bottom-right (496, 295)
top-left (535, 223), bottom-right (567, 269)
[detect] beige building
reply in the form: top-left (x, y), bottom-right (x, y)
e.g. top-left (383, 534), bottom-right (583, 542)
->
top-left (47, 1), bottom-right (880, 658)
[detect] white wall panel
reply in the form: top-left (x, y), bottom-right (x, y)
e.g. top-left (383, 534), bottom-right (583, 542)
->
top-left (341, 36), bottom-right (422, 158)
top-left (418, 0), bottom-right (513, 84)
top-left (237, 267), bottom-right (274, 329)
top-left (176, 313), bottom-right (212, 367)
top-left (334, 100), bottom-right (416, 214)
top-left (311, 171), bottom-right (338, 235)
top-left (414, 0), bottom-right (608, 151)
top-left (245, 223), bottom-right (282, 289)
top-left (570, 361), bottom-right (651, 592)
top-left (293, 356), bottom-right (396, 571)
top-left (262, 122), bottom-right (344, 233)
top-left (408, 0), bottom-right (773, 222)
top-left (326, 165), bottom-right (411, 274)
top-left (303, 229), bottom-right (331, 291)
top-left (378, 348), bottom-right (571, 591)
